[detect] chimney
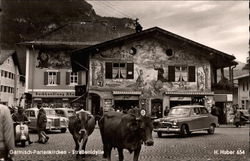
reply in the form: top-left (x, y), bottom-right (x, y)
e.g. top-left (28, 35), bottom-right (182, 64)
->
top-left (134, 18), bottom-right (142, 33)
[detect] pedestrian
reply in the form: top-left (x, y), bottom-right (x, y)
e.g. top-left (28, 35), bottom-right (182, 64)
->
top-left (0, 104), bottom-right (15, 161)
top-left (164, 106), bottom-right (170, 116)
top-left (12, 106), bottom-right (33, 145)
top-left (37, 107), bottom-right (49, 144)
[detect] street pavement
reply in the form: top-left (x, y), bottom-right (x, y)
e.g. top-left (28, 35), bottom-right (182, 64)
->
top-left (15, 125), bottom-right (249, 161)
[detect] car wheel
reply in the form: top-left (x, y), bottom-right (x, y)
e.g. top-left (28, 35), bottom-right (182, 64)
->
top-left (180, 125), bottom-right (188, 137)
top-left (157, 132), bottom-right (162, 138)
top-left (61, 128), bottom-right (67, 133)
top-left (207, 124), bottom-right (215, 134)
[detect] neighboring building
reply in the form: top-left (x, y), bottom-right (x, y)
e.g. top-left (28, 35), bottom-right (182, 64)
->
top-left (234, 74), bottom-right (249, 109)
top-left (0, 50), bottom-right (25, 107)
top-left (71, 27), bottom-right (236, 121)
top-left (20, 21), bottom-right (134, 109)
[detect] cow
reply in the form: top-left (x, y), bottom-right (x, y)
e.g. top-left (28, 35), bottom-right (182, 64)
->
top-left (98, 108), bottom-right (154, 161)
top-left (68, 109), bottom-right (95, 157)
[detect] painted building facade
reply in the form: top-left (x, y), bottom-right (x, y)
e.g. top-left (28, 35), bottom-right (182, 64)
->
top-left (235, 74), bottom-right (249, 109)
top-left (72, 27), bottom-right (236, 119)
top-left (25, 49), bottom-right (86, 108)
top-left (0, 50), bottom-right (25, 107)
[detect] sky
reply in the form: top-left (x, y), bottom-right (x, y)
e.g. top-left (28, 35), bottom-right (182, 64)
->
top-left (87, 1), bottom-right (249, 63)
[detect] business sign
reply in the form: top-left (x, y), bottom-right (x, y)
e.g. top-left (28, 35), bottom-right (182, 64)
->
top-left (170, 97), bottom-right (192, 101)
top-left (33, 91), bottom-right (75, 98)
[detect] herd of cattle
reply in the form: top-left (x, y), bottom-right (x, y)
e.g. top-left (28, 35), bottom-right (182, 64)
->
top-left (68, 108), bottom-right (154, 161)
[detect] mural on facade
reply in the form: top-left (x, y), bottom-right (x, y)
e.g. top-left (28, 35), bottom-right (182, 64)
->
top-left (36, 51), bottom-right (71, 69)
top-left (197, 65), bottom-right (209, 91)
top-left (91, 38), bottom-right (211, 98)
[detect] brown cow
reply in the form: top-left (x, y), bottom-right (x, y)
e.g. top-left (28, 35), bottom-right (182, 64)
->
top-left (98, 108), bottom-right (154, 161)
top-left (68, 110), bottom-right (95, 157)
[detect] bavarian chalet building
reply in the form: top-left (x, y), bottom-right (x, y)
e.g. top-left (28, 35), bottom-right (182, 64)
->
top-left (20, 20), bottom-right (134, 109)
top-left (0, 50), bottom-right (25, 106)
top-left (71, 27), bottom-right (237, 122)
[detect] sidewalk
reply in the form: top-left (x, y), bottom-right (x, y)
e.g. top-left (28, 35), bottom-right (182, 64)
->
top-left (218, 124), bottom-right (249, 128)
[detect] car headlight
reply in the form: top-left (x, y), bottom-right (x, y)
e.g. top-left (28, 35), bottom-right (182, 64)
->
top-left (173, 120), bottom-right (178, 126)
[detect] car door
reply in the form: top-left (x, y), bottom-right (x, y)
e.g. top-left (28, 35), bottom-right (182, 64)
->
top-left (189, 107), bottom-right (202, 130)
top-left (199, 107), bottom-right (210, 129)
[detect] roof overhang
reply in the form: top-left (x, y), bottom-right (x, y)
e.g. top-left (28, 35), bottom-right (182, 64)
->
top-left (165, 91), bottom-right (214, 96)
top-left (71, 27), bottom-right (236, 69)
top-left (113, 91), bottom-right (142, 95)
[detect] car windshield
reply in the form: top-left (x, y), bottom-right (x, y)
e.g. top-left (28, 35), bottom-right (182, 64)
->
top-left (45, 109), bottom-right (57, 116)
top-left (169, 108), bottom-right (190, 116)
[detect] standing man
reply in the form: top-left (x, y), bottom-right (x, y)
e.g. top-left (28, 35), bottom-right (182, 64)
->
top-left (36, 103), bottom-right (49, 144)
top-left (0, 104), bottom-right (15, 161)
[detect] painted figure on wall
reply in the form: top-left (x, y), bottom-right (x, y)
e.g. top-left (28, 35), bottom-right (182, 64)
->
top-left (36, 51), bottom-right (71, 69)
top-left (36, 51), bottom-right (49, 68)
top-left (136, 69), bottom-right (145, 88)
top-left (197, 66), bottom-right (205, 91)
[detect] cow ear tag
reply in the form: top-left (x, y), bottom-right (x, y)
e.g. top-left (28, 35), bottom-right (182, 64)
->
top-left (140, 110), bottom-right (146, 116)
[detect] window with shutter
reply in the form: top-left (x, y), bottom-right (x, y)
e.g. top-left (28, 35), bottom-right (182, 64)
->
top-left (44, 72), bottom-right (48, 85)
top-left (66, 72), bottom-right (70, 85)
top-left (57, 72), bottom-right (60, 85)
top-left (78, 72), bottom-right (82, 85)
top-left (127, 63), bottom-right (134, 79)
top-left (105, 62), bottom-right (113, 79)
top-left (188, 66), bottom-right (195, 82)
top-left (168, 66), bottom-right (175, 82)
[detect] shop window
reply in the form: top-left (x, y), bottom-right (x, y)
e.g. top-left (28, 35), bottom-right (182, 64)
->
top-left (105, 62), bottom-right (134, 79)
top-left (44, 71), bottom-right (60, 85)
top-left (168, 66), bottom-right (195, 82)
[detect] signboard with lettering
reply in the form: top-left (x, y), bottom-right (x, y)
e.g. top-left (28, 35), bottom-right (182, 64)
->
top-left (170, 97), bottom-right (192, 101)
top-left (33, 91), bottom-right (75, 98)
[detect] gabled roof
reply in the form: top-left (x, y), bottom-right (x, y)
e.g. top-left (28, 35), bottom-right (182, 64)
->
top-left (72, 27), bottom-right (237, 69)
top-left (19, 21), bottom-right (134, 49)
top-left (0, 50), bottom-right (23, 75)
top-left (0, 50), bottom-right (15, 65)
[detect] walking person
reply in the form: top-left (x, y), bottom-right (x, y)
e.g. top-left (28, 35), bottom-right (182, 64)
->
top-left (0, 104), bottom-right (15, 161)
top-left (37, 107), bottom-right (49, 144)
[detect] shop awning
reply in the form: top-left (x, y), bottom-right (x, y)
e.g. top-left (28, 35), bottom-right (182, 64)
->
top-left (165, 91), bottom-right (214, 96)
top-left (113, 91), bottom-right (142, 95)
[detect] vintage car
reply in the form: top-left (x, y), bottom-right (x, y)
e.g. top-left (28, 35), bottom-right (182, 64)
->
top-left (24, 108), bottom-right (68, 133)
top-left (153, 105), bottom-right (218, 137)
top-left (54, 108), bottom-right (75, 118)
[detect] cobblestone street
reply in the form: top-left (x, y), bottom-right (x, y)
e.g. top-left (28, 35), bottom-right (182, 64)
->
top-left (15, 125), bottom-right (249, 161)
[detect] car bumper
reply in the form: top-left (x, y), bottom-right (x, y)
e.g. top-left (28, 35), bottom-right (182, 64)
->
top-left (154, 127), bottom-right (180, 133)
top-left (47, 125), bottom-right (67, 130)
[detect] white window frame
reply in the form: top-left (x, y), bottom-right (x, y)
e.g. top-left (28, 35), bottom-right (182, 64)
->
top-left (70, 72), bottom-right (78, 85)
top-left (175, 66), bottom-right (188, 82)
top-left (47, 70), bottom-right (58, 86)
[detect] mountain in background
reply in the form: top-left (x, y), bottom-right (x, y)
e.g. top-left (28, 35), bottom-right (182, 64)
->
top-left (1, 0), bottom-right (135, 75)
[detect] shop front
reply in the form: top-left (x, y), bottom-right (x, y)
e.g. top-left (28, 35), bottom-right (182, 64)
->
top-left (28, 90), bottom-right (85, 109)
top-left (164, 91), bottom-right (214, 114)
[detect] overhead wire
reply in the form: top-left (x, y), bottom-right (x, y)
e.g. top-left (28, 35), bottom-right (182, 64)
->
top-left (101, 1), bottom-right (134, 18)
